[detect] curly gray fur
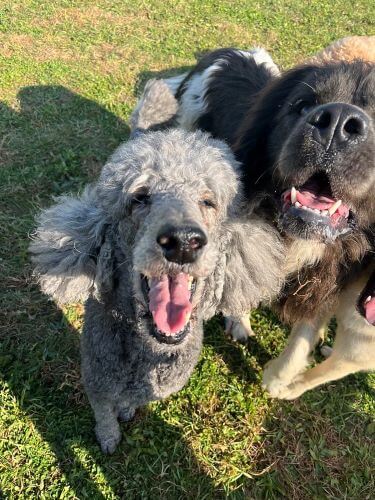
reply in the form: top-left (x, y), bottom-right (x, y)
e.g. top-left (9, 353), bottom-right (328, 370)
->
top-left (30, 83), bottom-right (284, 454)
top-left (129, 79), bottom-right (178, 137)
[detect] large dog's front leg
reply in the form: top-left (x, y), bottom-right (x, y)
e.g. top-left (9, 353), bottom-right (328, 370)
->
top-left (262, 319), bottom-right (325, 398)
top-left (272, 355), bottom-right (359, 400)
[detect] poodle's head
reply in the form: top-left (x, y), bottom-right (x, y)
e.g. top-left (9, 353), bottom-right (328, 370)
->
top-left (30, 129), bottom-right (245, 345)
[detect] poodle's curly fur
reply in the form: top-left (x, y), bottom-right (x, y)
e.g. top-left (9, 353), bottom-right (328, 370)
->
top-left (30, 81), bottom-right (284, 454)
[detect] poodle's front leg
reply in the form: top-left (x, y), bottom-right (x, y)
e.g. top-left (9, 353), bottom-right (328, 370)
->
top-left (262, 319), bottom-right (325, 398)
top-left (225, 314), bottom-right (255, 343)
top-left (89, 397), bottom-right (121, 454)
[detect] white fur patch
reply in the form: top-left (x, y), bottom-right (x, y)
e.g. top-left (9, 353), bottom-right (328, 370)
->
top-left (283, 239), bottom-right (326, 276)
top-left (236, 47), bottom-right (280, 76)
top-left (164, 73), bottom-right (188, 94)
top-left (176, 60), bottom-right (226, 130)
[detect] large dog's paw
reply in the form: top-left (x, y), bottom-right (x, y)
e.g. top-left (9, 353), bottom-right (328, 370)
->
top-left (95, 424), bottom-right (121, 455)
top-left (269, 374), bottom-right (309, 400)
top-left (225, 315), bottom-right (255, 343)
top-left (263, 362), bottom-right (309, 400)
top-left (262, 358), bottom-right (295, 398)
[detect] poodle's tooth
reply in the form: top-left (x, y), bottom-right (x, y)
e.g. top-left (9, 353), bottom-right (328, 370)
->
top-left (295, 201), bottom-right (301, 208)
top-left (291, 186), bottom-right (297, 204)
top-left (328, 200), bottom-right (342, 216)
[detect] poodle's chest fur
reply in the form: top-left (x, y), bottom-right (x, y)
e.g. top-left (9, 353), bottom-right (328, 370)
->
top-left (80, 298), bottom-right (203, 407)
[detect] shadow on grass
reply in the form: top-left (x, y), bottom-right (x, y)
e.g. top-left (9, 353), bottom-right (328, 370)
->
top-left (0, 86), bottom-right (218, 498)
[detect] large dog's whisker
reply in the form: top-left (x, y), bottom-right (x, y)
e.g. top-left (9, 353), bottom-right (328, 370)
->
top-left (296, 79), bottom-right (317, 93)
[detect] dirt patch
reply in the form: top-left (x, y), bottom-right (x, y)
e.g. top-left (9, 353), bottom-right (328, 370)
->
top-left (0, 34), bottom-right (74, 62)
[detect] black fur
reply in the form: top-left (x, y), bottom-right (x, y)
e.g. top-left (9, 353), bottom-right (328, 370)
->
top-left (177, 56), bottom-right (375, 322)
top-left (176, 48), bottom-right (278, 145)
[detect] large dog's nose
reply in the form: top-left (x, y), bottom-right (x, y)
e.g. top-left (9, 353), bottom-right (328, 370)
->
top-left (307, 103), bottom-right (369, 149)
top-left (157, 225), bottom-right (207, 264)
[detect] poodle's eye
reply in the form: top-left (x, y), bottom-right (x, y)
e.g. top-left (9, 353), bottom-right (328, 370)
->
top-left (293, 98), bottom-right (315, 116)
top-left (130, 191), bottom-right (150, 207)
top-left (199, 199), bottom-right (216, 209)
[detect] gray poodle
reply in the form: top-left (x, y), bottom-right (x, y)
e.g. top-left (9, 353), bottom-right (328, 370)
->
top-left (30, 81), bottom-right (284, 454)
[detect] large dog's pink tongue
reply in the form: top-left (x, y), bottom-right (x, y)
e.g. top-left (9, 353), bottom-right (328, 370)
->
top-left (149, 273), bottom-right (192, 335)
top-left (364, 297), bottom-right (375, 325)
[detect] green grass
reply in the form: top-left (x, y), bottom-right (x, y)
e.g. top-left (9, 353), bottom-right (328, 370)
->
top-left (0, 0), bottom-right (374, 498)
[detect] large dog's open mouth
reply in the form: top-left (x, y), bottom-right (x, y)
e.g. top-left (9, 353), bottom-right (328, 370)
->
top-left (357, 272), bottom-right (375, 326)
top-left (141, 272), bottom-right (196, 344)
top-left (280, 171), bottom-right (355, 241)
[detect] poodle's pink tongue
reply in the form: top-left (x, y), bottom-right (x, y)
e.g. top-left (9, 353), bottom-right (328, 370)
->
top-left (149, 273), bottom-right (192, 335)
top-left (364, 297), bottom-right (375, 325)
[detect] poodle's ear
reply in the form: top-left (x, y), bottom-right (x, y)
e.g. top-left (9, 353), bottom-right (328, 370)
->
top-left (219, 216), bottom-right (285, 316)
top-left (29, 186), bottom-right (108, 304)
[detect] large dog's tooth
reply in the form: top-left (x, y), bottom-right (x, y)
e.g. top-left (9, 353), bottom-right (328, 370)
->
top-left (291, 186), bottom-right (297, 204)
top-left (365, 295), bottom-right (372, 303)
top-left (328, 199), bottom-right (342, 216)
top-left (314, 209), bottom-right (320, 214)
top-left (295, 201), bottom-right (301, 208)
top-left (321, 210), bottom-right (329, 216)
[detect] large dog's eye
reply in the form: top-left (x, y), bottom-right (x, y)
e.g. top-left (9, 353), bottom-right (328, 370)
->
top-left (293, 98), bottom-right (315, 116)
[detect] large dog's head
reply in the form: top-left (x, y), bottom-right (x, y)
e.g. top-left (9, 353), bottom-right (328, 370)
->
top-left (30, 128), bottom-right (284, 345)
top-left (236, 61), bottom-right (375, 242)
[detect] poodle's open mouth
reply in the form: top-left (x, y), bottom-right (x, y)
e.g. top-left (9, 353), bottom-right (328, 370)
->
top-left (357, 272), bottom-right (375, 326)
top-left (280, 171), bottom-right (355, 241)
top-left (141, 272), bottom-right (197, 344)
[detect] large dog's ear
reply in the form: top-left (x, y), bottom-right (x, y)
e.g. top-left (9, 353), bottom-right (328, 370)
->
top-left (219, 216), bottom-right (285, 316)
top-left (29, 186), bottom-right (108, 303)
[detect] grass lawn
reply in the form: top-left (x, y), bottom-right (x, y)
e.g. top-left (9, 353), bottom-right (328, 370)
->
top-left (0, 1), bottom-right (374, 498)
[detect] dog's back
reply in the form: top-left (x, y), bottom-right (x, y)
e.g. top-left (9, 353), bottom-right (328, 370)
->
top-left (168, 47), bottom-right (279, 145)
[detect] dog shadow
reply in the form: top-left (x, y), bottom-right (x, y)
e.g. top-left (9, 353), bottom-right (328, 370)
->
top-left (0, 86), bottom-right (217, 498)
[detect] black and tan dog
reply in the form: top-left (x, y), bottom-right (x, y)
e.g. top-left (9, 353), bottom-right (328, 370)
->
top-left (153, 36), bottom-right (375, 396)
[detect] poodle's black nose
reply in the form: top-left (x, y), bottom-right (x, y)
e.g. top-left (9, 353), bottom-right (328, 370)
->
top-left (157, 225), bottom-right (207, 264)
top-left (307, 103), bottom-right (369, 149)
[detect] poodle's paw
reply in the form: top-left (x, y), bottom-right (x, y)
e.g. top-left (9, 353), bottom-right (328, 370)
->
top-left (225, 315), bottom-right (254, 343)
top-left (118, 406), bottom-right (136, 422)
top-left (320, 345), bottom-right (333, 358)
top-left (95, 425), bottom-right (121, 455)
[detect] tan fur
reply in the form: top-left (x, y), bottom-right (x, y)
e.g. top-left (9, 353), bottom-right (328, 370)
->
top-left (307, 36), bottom-right (375, 65)
top-left (279, 232), bottom-right (371, 324)
top-left (263, 264), bottom-right (375, 399)
top-left (283, 239), bottom-right (326, 276)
